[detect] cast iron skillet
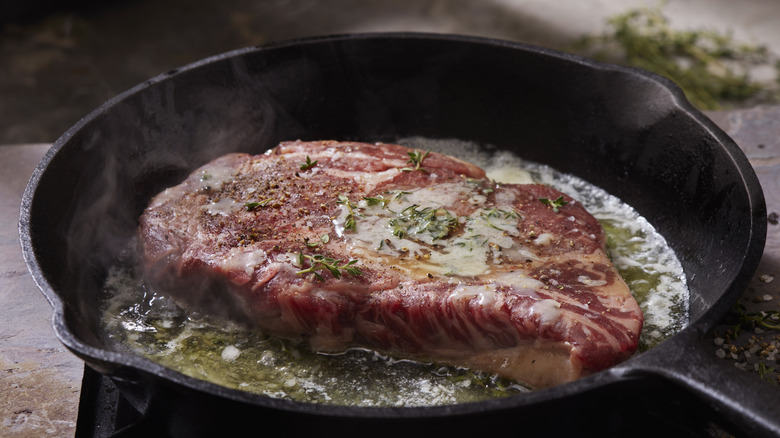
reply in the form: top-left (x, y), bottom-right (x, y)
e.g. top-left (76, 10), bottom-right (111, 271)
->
top-left (20, 33), bottom-right (770, 437)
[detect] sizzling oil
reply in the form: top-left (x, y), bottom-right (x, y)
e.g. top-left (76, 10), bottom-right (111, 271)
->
top-left (99, 138), bottom-right (689, 406)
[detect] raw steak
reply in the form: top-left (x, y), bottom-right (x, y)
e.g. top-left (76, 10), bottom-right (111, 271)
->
top-left (139, 140), bottom-right (644, 389)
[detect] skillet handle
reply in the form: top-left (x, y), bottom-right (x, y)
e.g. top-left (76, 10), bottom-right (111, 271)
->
top-left (627, 327), bottom-right (780, 438)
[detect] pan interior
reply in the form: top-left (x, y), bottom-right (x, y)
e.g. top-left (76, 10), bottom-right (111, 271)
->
top-left (97, 136), bottom-right (689, 407)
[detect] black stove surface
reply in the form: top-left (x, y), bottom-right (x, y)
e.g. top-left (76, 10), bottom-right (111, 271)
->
top-left (75, 366), bottom-right (163, 438)
top-left (74, 363), bottom-right (739, 438)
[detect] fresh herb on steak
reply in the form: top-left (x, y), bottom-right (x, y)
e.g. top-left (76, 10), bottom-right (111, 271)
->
top-left (337, 195), bottom-right (358, 231)
top-left (303, 235), bottom-right (330, 248)
top-left (481, 208), bottom-right (520, 220)
top-left (296, 253), bottom-right (362, 281)
top-left (389, 204), bottom-right (458, 240)
top-left (300, 155), bottom-right (318, 171)
top-left (480, 208), bottom-right (520, 231)
top-left (363, 196), bottom-right (390, 208)
top-left (540, 196), bottom-right (568, 213)
top-left (400, 149), bottom-right (430, 172)
top-left (244, 199), bottom-right (272, 211)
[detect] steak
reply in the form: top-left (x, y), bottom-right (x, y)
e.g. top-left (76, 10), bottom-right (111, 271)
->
top-left (139, 140), bottom-right (643, 389)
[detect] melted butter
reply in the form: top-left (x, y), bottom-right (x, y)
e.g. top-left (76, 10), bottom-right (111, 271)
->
top-left (198, 164), bottom-right (237, 191)
top-left (202, 197), bottom-right (241, 216)
top-left (337, 183), bottom-right (527, 278)
top-left (217, 247), bottom-right (267, 278)
top-left (449, 284), bottom-right (499, 306)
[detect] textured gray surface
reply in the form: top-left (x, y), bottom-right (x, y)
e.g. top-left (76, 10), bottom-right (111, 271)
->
top-left (0, 144), bottom-right (81, 438)
top-left (706, 106), bottom-right (780, 383)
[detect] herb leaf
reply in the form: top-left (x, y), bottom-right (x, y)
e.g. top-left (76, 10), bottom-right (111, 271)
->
top-left (400, 150), bottom-right (430, 172)
top-left (296, 253), bottom-right (363, 281)
top-left (729, 303), bottom-right (780, 337)
top-left (337, 195), bottom-right (357, 231)
top-left (300, 155), bottom-right (318, 171)
top-left (363, 196), bottom-right (389, 208)
top-left (540, 196), bottom-right (568, 213)
top-left (389, 204), bottom-right (458, 241)
top-left (245, 199), bottom-right (273, 211)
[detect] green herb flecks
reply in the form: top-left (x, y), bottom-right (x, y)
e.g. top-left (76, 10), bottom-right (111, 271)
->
top-left (727, 303), bottom-right (780, 338)
top-left (245, 199), bottom-right (273, 211)
top-left (479, 208), bottom-right (520, 231)
top-left (363, 196), bottom-right (390, 208)
top-left (393, 191), bottom-right (412, 200)
top-left (757, 362), bottom-right (777, 384)
top-left (570, 6), bottom-right (779, 110)
top-left (481, 208), bottom-right (520, 220)
top-left (300, 155), bottom-right (318, 171)
top-left (400, 150), bottom-right (430, 172)
top-left (337, 195), bottom-right (358, 231)
top-left (303, 235), bottom-right (330, 248)
top-left (296, 253), bottom-right (363, 281)
top-left (539, 196), bottom-right (568, 213)
top-left (389, 204), bottom-right (458, 241)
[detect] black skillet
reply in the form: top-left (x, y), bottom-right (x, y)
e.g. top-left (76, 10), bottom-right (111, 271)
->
top-left (19, 33), bottom-right (770, 437)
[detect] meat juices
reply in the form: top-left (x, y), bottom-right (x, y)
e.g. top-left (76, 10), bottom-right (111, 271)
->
top-left (138, 140), bottom-right (643, 389)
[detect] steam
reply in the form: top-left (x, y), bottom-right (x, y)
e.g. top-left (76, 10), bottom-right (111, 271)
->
top-left (61, 53), bottom-right (313, 336)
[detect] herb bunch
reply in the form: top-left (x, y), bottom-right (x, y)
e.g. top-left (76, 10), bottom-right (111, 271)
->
top-left (389, 204), bottom-right (459, 241)
top-left (571, 6), bottom-right (779, 109)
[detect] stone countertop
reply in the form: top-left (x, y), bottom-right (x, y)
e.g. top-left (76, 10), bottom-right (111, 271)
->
top-left (0, 144), bottom-right (81, 437)
top-left (1, 106), bottom-right (778, 437)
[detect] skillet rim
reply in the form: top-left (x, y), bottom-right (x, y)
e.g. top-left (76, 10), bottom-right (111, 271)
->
top-left (18, 31), bottom-right (767, 419)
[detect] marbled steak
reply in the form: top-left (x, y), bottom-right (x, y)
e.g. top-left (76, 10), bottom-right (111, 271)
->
top-left (138, 140), bottom-right (644, 389)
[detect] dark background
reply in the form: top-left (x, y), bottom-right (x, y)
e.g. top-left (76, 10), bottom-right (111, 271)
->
top-left (0, 0), bottom-right (580, 145)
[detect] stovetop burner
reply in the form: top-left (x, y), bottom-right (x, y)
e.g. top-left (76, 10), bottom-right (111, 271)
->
top-left (74, 363), bottom-right (735, 438)
top-left (75, 366), bottom-right (164, 438)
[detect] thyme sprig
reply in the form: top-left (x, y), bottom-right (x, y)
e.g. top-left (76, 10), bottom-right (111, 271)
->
top-left (337, 195), bottom-right (358, 231)
top-left (296, 253), bottom-right (362, 281)
top-left (400, 150), bottom-right (430, 172)
top-left (728, 303), bottom-right (780, 337)
top-left (363, 196), bottom-right (390, 208)
top-left (570, 6), bottom-right (777, 109)
top-left (300, 155), bottom-right (318, 171)
top-left (540, 196), bottom-right (568, 213)
top-left (480, 208), bottom-right (521, 231)
top-left (389, 204), bottom-right (458, 240)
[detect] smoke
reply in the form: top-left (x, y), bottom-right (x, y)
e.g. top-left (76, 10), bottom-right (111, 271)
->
top-left (58, 49), bottom-right (313, 342)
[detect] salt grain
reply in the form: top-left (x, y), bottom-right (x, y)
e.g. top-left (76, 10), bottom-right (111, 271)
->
top-left (221, 345), bottom-right (241, 361)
